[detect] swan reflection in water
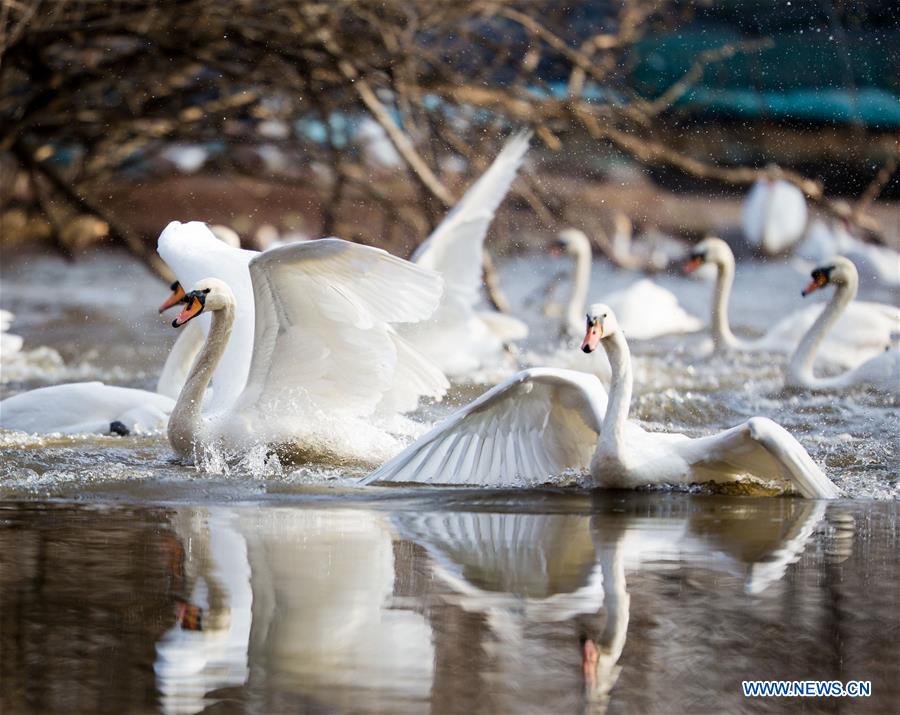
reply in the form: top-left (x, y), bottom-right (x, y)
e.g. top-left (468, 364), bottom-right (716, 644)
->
top-left (392, 496), bottom-right (839, 713)
top-left (153, 497), bottom-right (848, 714)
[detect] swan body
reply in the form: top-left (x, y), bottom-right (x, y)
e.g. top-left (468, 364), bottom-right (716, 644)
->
top-left (366, 305), bottom-right (839, 498)
top-left (687, 237), bottom-right (899, 368)
top-left (402, 131), bottom-right (531, 376)
top-left (556, 229), bottom-right (701, 340)
top-left (0, 382), bottom-right (174, 435)
top-left (787, 257), bottom-right (900, 397)
top-left (796, 219), bottom-right (900, 287)
top-left (166, 238), bottom-right (447, 462)
top-left (742, 178), bottom-right (807, 255)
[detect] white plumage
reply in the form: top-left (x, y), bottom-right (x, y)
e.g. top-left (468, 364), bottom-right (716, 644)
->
top-left (403, 132), bottom-right (531, 376)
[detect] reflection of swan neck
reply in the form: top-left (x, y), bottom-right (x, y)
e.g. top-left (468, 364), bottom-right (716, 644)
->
top-left (787, 274), bottom-right (857, 386)
top-left (599, 331), bottom-right (632, 456)
top-left (566, 235), bottom-right (593, 336)
top-left (169, 304), bottom-right (234, 457)
top-left (711, 251), bottom-right (738, 350)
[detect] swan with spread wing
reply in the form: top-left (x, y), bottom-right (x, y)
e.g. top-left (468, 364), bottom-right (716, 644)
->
top-left (165, 238), bottom-right (447, 462)
top-left (364, 304), bottom-right (839, 498)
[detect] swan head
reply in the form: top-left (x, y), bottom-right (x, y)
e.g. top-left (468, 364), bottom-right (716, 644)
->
top-left (802, 256), bottom-right (857, 297)
top-left (555, 229), bottom-right (592, 257)
top-left (159, 280), bottom-right (187, 313)
top-left (581, 303), bottom-right (619, 353)
top-left (683, 236), bottom-right (731, 273)
top-left (172, 278), bottom-right (234, 327)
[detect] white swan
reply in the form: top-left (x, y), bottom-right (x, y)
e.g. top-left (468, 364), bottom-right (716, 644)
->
top-left (364, 304), bottom-right (839, 498)
top-left (0, 309), bottom-right (23, 358)
top-left (165, 239), bottom-right (447, 462)
top-left (0, 381), bottom-right (174, 435)
top-left (402, 131), bottom-right (531, 376)
top-left (741, 176), bottom-right (807, 255)
top-left (786, 257), bottom-right (900, 397)
top-left (685, 237), bottom-right (899, 369)
top-left (555, 229), bottom-right (702, 340)
top-left (796, 218), bottom-right (900, 287)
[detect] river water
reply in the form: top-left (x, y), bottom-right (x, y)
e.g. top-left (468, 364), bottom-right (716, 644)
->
top-left (0, 246), bottom-right (898, 714)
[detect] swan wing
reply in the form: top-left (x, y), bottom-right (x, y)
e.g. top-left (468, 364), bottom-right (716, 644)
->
top-left (157, 221), bottom-right (259, 410)
top-left (604, 280), bottom-right (702, 340)
top-left (678, 417), bottom-right (839, 499)
top-left (412, 131), bottom-right (530, 307)
top-left (406, 133), bottom-right (530, 372)
top-left (362, 367), bottom-right (606, 486)
top-left (232, 238), bottom-right (447, 419)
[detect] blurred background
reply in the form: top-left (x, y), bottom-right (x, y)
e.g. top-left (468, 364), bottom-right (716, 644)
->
top-left (1, 0), bottom-right (898, 276)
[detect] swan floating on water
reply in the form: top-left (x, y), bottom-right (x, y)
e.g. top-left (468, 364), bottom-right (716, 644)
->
top-left (554, 229), bottom-right (702, 341)
top-left (741, 176), bottom-right (807, 255)
top-left (787, 257), bottom-right (899, 398)
top-left (0, 381), bottom-right (174, 435)
top-left (796, 218), bottom-right (900, 288)
top-left (685, 237), bottom-right (899, 369)
top-left (165, 238), bottom-right (447, 463)
top-left (364, 304), bottom-right (839, 498)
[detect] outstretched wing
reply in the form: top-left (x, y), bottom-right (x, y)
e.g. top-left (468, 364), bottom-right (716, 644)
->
top-left (232, 239), bottom-right (448, 419)
top-left (678, 417), bottom-right (840, 499)
top-left (412, 131), bottom-right (531, 309)
top-left (362, 368), bottom-right (607, 486)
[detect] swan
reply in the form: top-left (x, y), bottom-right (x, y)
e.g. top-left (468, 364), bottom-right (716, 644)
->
top-left (364, 304), bottom-right (839, 498)
top-left (158, 135), bottom-right (528, 398)
top-left (796, 217), bottom-right (900, 287)
top-left (401, 131), bottom-right (531, 377)
top-left (0, 381), bottom-right (174, 435)
top-left (164, 238), bottom-right (447, 463)
top-left (0, 309), bottom-right (23, 358)
top-left (156, 224), bottom-right (245, 401)
top-left (786, 257), bottom-right (900, 397)
top-left (555, 228), bottom-right (702, 340)
top-left (741, 176), bottom-right (807, 255)
top-left (685, 237), bottom-right (899, 369)
top-left (0, 312), bottom-right (168, 436)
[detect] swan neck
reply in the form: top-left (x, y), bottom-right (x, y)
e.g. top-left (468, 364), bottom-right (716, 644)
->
top-left (599, 331), bottom-right (632, 456)
top-left (566, 245), bottom-right (592, 336)
top-left (788, 278), bottom-right (856, 384)
top-left (711, 255), bottom-right (737, 349)
top-left (168, 303), bottom-right (234, 456)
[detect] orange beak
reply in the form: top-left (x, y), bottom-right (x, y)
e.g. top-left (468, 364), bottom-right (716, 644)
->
top-left (173, 296), bottom-right (203, 327)
top-left (683, 256), bottom-right (703, 274)
top-left (159, 282), bottom-right (186, 313)
top-left (802, 273), bottom-right (828, 297)
top-left (581, 321), bottom-right (601, 353)
top-left (582, 638), bottom-right (599, 688)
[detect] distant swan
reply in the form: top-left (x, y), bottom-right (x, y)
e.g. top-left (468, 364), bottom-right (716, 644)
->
top-left (685, 237), bottom-right (898, 369)
top-left (741, 177), bottom-right (807, 255)
top-left (555, 229), bottom-right (702, 341)
top-left (364, 304), bottom-right (839, 498)
top-left (165, 239), bottom-right (447, 462)
top-left (787, 257), bottom-right (899, 397)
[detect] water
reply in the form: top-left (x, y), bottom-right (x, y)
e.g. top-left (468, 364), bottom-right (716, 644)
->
top-left (1, 247), bottom-right (898, 713)
top-left (1, 493), bottom-right (896, 714)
